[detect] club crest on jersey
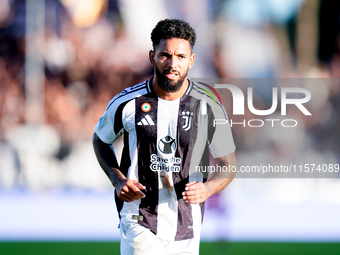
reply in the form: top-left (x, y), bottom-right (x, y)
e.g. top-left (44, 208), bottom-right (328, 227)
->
top-left (182, 111), bottom-right (194, 131)
top-left (158, 135), bottom-right (177, 154)
top-left (141, 103), bottom-right (151, 112)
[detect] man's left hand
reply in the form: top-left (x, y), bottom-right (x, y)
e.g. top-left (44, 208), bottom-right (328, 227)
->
top-left (182, 181), bottom-right (210, 204)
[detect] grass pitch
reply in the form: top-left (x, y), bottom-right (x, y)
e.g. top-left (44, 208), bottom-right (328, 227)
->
top-left (0, 241), bottom-right (339, 255)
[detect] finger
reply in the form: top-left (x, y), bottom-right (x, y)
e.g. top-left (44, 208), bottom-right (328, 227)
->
top-left (133, 181), bottom-right (146, 190)
top-left (185, 182), bottom-right (203, 191)
top-left (127, 182), bottom-right (146, 198)
top-left (187, 199), bottom-right (201, 204)
top-left (185, 181), bottom-right (198, 187)
top-left (182, 191), bottom-right (203, 201)
top-left (120, 188), bottom-right (146, 202)
top-left (185, 195), bottom-right (203, 204)
top-left (118, 184), bottom-right (142, 200)
top-left (121, 185), bottom-right (131, 193)
top-left (132, 188), bottom-right (146, 198)
top-left (120, 196), bottom-right (133, 202)
top-left (120, 186), bottom-right (144, 199)
top-left (183, 185), bottom-right (206, 202)
top-left (183, 192), bottom-right (204, 201)
top-left (183, 189), bottom-right (197, 196)
top-left (118, 190), bottom-right (134, 202)
top-left (127, 188), bottom-right (145, 199)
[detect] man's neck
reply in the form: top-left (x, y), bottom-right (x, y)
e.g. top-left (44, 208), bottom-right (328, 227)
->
top-left (152, 77), bottom-right (189, 101)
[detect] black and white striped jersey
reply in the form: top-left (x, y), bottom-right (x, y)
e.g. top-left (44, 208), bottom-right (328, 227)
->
top-left (94, 78), bottom-right (235, 241)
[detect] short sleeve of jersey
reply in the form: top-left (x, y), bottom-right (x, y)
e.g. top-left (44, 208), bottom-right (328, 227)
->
top-left (208, 102), bottom-right (236, 158)
top-left (94, 97), bottom-right (123, 145)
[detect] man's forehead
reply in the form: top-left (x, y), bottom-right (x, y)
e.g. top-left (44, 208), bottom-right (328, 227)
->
top-left (155, 38), bottom-right (192, 52)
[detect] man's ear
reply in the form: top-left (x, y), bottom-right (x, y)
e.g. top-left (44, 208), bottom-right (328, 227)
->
top-left (189, 53), bottom-right (195, 69)
top-left (149, 50), bottom-right (155, 66)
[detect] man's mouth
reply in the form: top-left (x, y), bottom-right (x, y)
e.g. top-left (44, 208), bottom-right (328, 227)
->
top-left (164, 72), bottom-right (178, 80)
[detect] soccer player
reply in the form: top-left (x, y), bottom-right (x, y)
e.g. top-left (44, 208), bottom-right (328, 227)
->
top-left (93, 19), bottom-right (236, 255)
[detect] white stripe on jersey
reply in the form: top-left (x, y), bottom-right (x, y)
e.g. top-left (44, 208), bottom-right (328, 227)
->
top-left (145, 114), bottom-right (155, 125)
top-left (191, 203), bottom-right (202, 247)
top-left (156, 98), bottom-right (180, 240)
top-left (120, 99), bottom-right (140, 220)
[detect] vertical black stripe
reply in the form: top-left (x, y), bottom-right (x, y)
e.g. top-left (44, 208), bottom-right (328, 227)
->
top-left (134, 93), bottom-right (159, 235)
top-left (115, 131), bottom-right (131, 216)
top-left (207, 104), bottom-right (216, 144)
top-left (114, 100), bottom-right (131, 135)
top-left (173, 94), bottom-right (201, 240)
top-left (120, 132), bottom-right (131, 176)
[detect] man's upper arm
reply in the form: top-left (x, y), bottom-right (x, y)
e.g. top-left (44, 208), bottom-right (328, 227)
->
top-left (208, 102), bottom-right (236, 158)
top-left (94, 98), bottom-right (124, 144)
top-left (214, 152), bottom-right (237, 168)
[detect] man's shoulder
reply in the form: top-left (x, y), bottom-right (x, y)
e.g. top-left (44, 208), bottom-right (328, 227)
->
top-left (117, 80), bottom-right (151, 100)
top-left (189, 81), bottom-right (223, 108)
top-left (106, 79), bottom-right (151, 110)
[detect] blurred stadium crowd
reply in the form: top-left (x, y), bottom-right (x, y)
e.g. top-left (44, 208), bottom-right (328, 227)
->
top-left (0, 0), bottom-right (339, 195)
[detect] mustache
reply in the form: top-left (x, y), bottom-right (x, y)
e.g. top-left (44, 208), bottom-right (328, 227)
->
top-left (163, 69), bottom-right (179, 75)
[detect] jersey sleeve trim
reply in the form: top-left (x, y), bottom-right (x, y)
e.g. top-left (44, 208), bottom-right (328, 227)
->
top-left (195, 82), bottom-right (222, 106)
top-left (191, 83), bottom-right (228, 120)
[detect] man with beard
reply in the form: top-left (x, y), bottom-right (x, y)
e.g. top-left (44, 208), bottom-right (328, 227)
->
top-left (93, 19), bottom-right (236, 255)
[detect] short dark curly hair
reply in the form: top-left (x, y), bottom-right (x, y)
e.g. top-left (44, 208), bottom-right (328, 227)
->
top-left (151, 19), bottom-right (196, 50)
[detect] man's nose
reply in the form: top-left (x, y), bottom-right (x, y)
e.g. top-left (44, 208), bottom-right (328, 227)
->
top-left (167, 56), bottom-right (178, 69)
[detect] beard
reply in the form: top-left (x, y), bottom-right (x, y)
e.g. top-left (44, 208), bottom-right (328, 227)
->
top-left (155, 65), bottom-right (188, 93)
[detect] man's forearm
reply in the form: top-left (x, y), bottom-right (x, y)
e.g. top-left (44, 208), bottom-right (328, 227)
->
top-left (92, 133), bottom-right (125, 187)
top-left (183, 152), bottom-right (237, 204)
top-left (93, 133), bottom-right (146, 202)
top-left (204, 152), bottom-right (237, 197)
